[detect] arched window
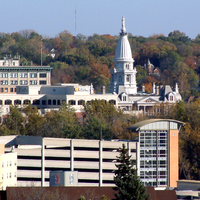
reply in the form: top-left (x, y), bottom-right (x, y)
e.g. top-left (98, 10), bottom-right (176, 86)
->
top-left (78, 100), bottom-right (85, 105)
top-left (14, 99), bottom-right (21, 105)
top-left (53, 99), bottom-right (56, 105)
top-left (109, 100), bottom-right (116, 105)
top-left (5, 100), bottom-right (12, 105)
top-left (48, 99), bottom-right (51, 105)
top-left (33, 100), bottom-right (40, 105)
top-left (69, 100), bottom-right (76, 105)
top-left (57, 100), bottom-right (61, 105)
top-left (23, 99), bottom-right (31, 105)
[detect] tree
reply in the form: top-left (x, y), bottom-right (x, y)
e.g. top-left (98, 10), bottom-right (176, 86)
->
top-left (114, 144), bottom-right (149, 200)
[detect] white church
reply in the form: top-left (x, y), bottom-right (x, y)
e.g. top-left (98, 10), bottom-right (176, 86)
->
top-left (0, 17), bottom-right (181, 119)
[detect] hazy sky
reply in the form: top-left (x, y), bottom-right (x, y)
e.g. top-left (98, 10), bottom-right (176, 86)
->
top-left (1, 0), bottom-right (200, 39)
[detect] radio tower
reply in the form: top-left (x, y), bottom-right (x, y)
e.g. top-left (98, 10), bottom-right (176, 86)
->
top-left (75, 4), bottom-right (77, 36)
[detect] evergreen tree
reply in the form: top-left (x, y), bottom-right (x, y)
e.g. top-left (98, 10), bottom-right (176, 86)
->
top-left (113, 144), bottom-right (149, 200)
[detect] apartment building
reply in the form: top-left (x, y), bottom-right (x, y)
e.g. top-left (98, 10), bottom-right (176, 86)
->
top-left (0, 55), bottom-right (52, 94)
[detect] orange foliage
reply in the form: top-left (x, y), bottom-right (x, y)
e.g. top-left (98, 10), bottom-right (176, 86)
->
top-left (184, 56), bottom-right (197, 70)
top-left (101, 34), bottom-right (114, 40)
top-left (143, 83), bottom-right (152, 93)
top-left (90, 62), bottom-right (111, 79)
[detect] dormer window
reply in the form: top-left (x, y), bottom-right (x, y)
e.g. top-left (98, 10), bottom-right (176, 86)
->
top-left (123, 96), bottom-right (126, 101)
top-left (170, 96), bottom-right (174, 101)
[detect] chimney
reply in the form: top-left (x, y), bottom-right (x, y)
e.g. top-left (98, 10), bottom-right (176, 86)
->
top-left (152, 82), bottom-right (155, 94)
top-left (142, 85), bottom-right (145, 93)
top-left (156, 86), bottom-right (159, 95)
top-left (101, 86), bottom-right (106, 95)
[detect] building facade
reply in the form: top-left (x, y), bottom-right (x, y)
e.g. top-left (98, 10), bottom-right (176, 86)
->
top-left (0, 55), bottom-right (52, 94)
top-left (128, 119), bottom-right (184, 187)
top-left (110, 17), bottom-right (182, 114)
top-left (0, 144), bottom-right (17, 190)
top-left (1, 136), bottom-right (138, 187)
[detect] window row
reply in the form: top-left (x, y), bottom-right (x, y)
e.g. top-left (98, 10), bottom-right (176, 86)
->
top-left (0, 99), bottom-right (116, 106)
top-left (0, 88), bottom-right (16, 93)
top-left (2, 172), bottom-right (17, 180)
top-left (0, 80), bottom-right (46, 85)
top-left (0, 73), bottom-right (47, 78)
top-left (2, 160), bottom-right (17, 168)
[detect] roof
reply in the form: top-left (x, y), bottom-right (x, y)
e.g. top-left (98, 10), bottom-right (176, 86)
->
top-left (128, 118), bottom-right (184, 131)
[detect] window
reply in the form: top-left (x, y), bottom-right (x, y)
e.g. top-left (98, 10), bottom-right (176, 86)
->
top-left (10, 161), bottom-right (12, 166)
top-left (9, 173), bottom-right (11, 178)
top-left (1, 81), bottom-right (8, 85)
top-left (5, 88), bottom-right (8, 93)
top-left (126, 64), bottom-right (129, 69)
top-left (0, 73), bottom-right (8, 78)
top-left (39, 80), bottom-right (46, 85)
top-left (39, 73), bottom-right (46, 78)
top-left (10, 73), bottom-right (18, 78)
top-left (13, 62), bottom-right (15, 66)
top-left (48, 99), bottom-right (51, 105)
top-left (53, 99), bottom-right (56, 105)
top-left (10, 88), bottom-right (14, 92)
top-left (33, 100), bottom-right (40, 105)
top-left (57, 100), bottom-right (61, 105)
top-left (14, 172), bottom-right (16, 177)
top-left (2, 174), bottom-right (4, 180)
top-left (30, 73), bottom-right (37, 78)
top-left (170, 96), bottom-right (173, 101)
top-left (10, 80), bottom-right (18, 85)
top-left (123, 96), bottom-right (126, 101)
top-left (2, 162), bottom-right (4, 168)
top-left (20, 80), bottom-right (28, 85)
top-left (126, 75), bottom-right (130, 82)
top-left (20, 73), bottom-right (27, 78)
top-left (30, 80), bottom-right (37, 85)
top-left (69, 100), bottom-right (76, 105)
top-left (42, 100), bottom-right (46, 105)
top-left (1, 88), bottom-right (4, 92)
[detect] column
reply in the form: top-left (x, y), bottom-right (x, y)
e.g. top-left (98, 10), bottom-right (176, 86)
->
top-left (70, 139), bottom-right (74, 171)
top-left (41, 138), bottom-right (45, 186)
top-left (99, 140), bottom-right (102, 186)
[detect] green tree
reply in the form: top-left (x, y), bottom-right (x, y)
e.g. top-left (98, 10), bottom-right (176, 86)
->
top-left (114, 144), bottom-right (149, 200)
top-left (4, 106), bottom-right (24, 135)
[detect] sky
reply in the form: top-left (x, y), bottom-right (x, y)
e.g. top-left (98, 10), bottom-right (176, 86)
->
top-left (1, 0), bottom-right (200, 39)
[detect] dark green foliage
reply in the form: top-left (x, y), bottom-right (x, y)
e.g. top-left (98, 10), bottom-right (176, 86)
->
top-left (114, 144), bottom-right (149, 200)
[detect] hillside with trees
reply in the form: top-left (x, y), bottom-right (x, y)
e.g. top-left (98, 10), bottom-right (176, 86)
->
top-left (0, 29), bottom-right (199, 98)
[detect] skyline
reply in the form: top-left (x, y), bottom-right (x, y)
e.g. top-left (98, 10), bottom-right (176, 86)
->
top-left (1, 0), bottom-right (200, 39)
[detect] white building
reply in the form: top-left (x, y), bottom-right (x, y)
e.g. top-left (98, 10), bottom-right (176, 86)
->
top-left (0, 143), bottom-right (17, 190)
top-left (110, 17), bottom-right (182, 114)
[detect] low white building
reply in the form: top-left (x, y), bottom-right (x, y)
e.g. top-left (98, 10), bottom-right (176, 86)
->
top-left (0, 143), bottom-right (17, 190)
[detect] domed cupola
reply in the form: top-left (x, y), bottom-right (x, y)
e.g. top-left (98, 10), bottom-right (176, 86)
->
top-left (113, 17), bottom-right (133, 62)
top-left (110, 17), bottom-right (137, 95)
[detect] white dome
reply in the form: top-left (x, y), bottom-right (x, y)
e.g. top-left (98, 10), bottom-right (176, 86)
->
top-left (113, 34), bottom-right (133, 62)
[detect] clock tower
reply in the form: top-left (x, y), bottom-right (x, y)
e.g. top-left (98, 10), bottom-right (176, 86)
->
top-left (110, 17), bottom-right (137, 94)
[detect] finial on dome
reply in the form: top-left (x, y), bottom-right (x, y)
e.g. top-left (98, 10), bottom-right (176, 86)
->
top-left (120, 16), bottom-right (127, 35)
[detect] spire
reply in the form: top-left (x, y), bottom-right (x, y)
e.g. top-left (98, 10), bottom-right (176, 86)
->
top-left (147, 59), bottom-right (151, 66)
top-left (120, 16), bottom-right (127, 35)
